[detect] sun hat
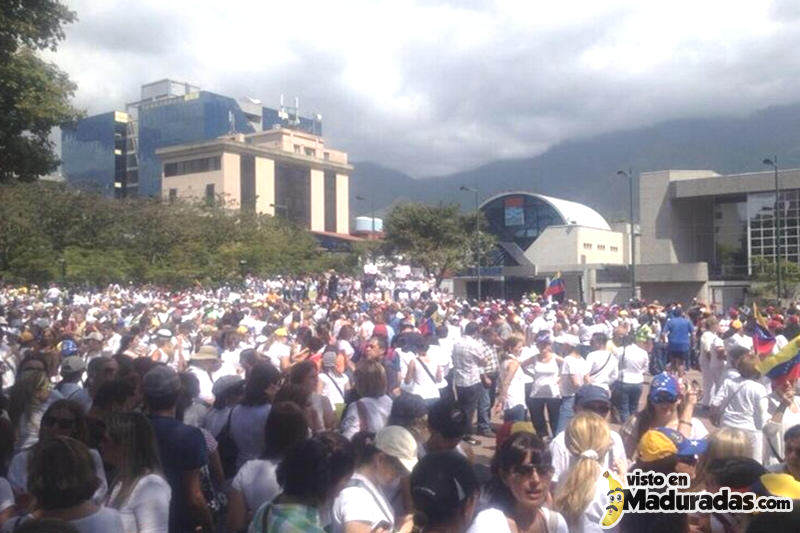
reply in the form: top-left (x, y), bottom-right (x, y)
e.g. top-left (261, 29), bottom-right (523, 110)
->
top-left (191, 345), bottom-right (220, 361)
top-left (375, 426), bottom-right (418, 473)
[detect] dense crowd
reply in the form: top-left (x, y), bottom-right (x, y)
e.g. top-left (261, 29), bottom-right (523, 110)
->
top-left (2, 272), bottom-right (800, 533)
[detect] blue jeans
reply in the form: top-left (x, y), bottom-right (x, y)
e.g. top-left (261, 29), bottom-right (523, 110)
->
top-left (612, 382), bottom-right (642, 424)
top-left (477, 385), bottom-right (492, 433)
top-left (556, 395), bottom-right (575, 434)
top-left (504, 405), bottom-right (527, 422)
top-left (668, 347), bottom-right (690, 371)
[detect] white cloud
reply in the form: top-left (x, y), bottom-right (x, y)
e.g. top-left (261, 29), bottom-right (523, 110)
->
top-left (51, 0), bottom-right (800, 175)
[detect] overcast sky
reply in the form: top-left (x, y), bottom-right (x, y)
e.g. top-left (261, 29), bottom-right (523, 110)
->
top-left (49, 0), bottom-right (800, 176)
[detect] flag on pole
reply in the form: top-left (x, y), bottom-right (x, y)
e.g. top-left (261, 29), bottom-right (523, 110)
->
top-left (756, 333), bottom-right (800, 381)
top-left (543, 273), bottom-right (566, 301)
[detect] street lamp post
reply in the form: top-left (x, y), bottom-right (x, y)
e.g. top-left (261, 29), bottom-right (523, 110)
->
top-left (355, 195), bottom-right (376, 237)
top-left (763, 156), bottom-right (783, 301)
top-left (460, 185), bottom-right (481, 302)
top-left (617, 169), bottom-right (637, 301)
top-left (239, 259), bottom-right (248, 279)
top-left (58, 258), bottom-right (66, 283)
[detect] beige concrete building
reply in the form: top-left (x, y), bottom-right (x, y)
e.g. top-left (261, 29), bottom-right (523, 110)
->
top-left (157, 128), bottom-right (352, 235)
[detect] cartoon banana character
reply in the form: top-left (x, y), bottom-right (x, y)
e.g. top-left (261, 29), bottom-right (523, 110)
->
top-left (601, 471), bottom-right (625, 528)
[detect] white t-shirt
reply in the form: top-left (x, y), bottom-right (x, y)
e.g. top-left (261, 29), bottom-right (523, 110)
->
top-left (231, 459), bottom-right (280, 514)
top-left (331, 473), bottom-right (394, 533)
top-left (340, 395), bottom-right (393, 439)
top-left (617, 344), bottom-right (649, 385)
top-left (8, 447), bottom-right (108, 505)
top-left (718, 378), bottom-right (768, 432)
top-left (550, 430), bottom-right (626, 483)
top-left (408, 358), bottom-right (442, 400)
top-left (575, 475), bottom-right (621, 533)
top-left (585, 350), bottom-right (619, 392)
top-left (502, 358), bottom-right (527, 410)
top-left (187, 365), bottom-right (215, 404)
top-left (560, 355), bottom-right (588, 397)
top-left (530, 358), bottom-right (561, 398)
top-left (763, 395), bottom-right (800, 467)
top-left (265, 341), bottom-right (290, 368)
top-left (107, 473), bottom-right (171, 533)
top-left (466, 507), bottom-right (568, 533)
top-left (2, 507), bottom-right (124, 533)
top-left (319, 372), bottom-right (349, 406)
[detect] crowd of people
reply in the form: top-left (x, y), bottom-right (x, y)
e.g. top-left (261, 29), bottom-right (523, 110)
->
top-left (1, 272), bottom-right (800, 532)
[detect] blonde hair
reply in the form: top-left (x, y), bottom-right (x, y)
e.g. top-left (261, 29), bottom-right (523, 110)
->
top-left (694, 427), bottom-right (753, 489)
top-left (737, 353), bottom-right (761, 380)
top-left (553, 412), bottom-right (611, 527)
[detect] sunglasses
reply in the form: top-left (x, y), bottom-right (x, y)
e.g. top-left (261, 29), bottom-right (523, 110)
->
top-left (651, 393), bottom-right (679, 405)
top-left (512, 463), bottom-right (553, 478)
top-left (43, 416), bottom-right (77, 429)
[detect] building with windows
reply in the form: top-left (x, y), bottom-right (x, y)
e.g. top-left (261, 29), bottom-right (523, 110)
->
top-left (453, 192), bottom-right (628, 301)
top-left (639, 168), bottom-right (800, 306)
top-left (61, 79), bottom-right (322, 198)
top-left (158, 128), bottom-right (352, 235)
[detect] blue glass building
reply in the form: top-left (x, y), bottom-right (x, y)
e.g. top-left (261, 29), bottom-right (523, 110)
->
top-left (61, 111), bottom-right (128, 197)
top-left (61, 80), bottom-right (321, 197)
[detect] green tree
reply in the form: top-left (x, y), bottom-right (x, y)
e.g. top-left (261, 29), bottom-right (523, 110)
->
top-left (383, 202), bottom-right (495, 286)
top-left (0, 1), bottom-right (82, 182)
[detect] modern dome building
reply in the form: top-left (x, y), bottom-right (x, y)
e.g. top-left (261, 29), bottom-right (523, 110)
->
top-left (454, 191), bottom-right (630, 301)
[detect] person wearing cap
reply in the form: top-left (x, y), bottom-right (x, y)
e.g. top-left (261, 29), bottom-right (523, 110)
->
top-left (82, 331), bottom-right (105, 363)
top-left (610, 326), bottom-right (650, 425)
top-left (148, 329), bottom-right (176, 369)
top-left (550, 385), bottom-right (627, 483)
top-left (621, 372), bottom-right (706, 459)
top-left (201, 374), bottom-right (244, 438)
top-left (331, 425), bottom-right (418, 533)
top-left (265, 327), bottom-right (291, 370)
top-left (524, 330), bottom-right (562, 440)
top-left (186, 345), bottom-right (222, 406)
top-left (55, 356), bottom-right (91, 413)
top-left (555, 333), bottom-right (589, 434)
top-left (408, 451), bottom-right (479, 533)
top-left (143, 365), bottom-right (212, 533)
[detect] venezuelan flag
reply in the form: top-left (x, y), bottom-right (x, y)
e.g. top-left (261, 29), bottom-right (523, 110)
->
top-left (756, 333), bottom-right (800, 380)
top-left (751, 303), bottom-right (776, 355)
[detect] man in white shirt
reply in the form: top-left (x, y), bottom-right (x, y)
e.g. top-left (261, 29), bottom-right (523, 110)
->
top-left (585, 332), bottom-right (618, 392)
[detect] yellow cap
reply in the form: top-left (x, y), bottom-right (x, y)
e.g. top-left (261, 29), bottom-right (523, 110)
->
top-left (274, 327), bottom-right (288, 337)
top-left (759, 473), bottom-right (800, 499)
top-left (637, 429), bottom-right (678, 462)
top-left (731, 319), bottom-right (743, 329)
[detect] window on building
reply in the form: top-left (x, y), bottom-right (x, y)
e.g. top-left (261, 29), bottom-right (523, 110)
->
top-left (597, 244), bottom-right (606, 250)
top-left (583, 243), bottom-right (592, 249)
top-left (205, 184), bottom-right (215, 206)
top-left (240, 155), bottom-right (256, 212)
top-left (164, 156), bottom-right (221, 177)
top-left (323, 152), bottom-right (330, 161)
top-left (275, 163), bottom-right (310, 227)
top-left (304, 147), bottom-right (316, 157)
top-left (294, 144), bottom-right (301, 154)
top-left (610, 246), bottom-right (619, 252)
top-left (169, 188), bottom-right (177, 203)
top-left (324, 170), bottom-right (337, 232)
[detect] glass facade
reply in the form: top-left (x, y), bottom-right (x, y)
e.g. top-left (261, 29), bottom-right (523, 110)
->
top-left (481, 194), bottom-right (564, 250)
top-left (275, 163), bottom-right (310, 227)
top-left (324, 171), bottom-right (337, 232)
top-left (61, 112), bottom-right (122, 197)
top-left (137, 92), bottom-right (256, 196)
top-left (163, 156), bottom-right (221, 177)
top-left (710, 190), bottom-right (800, 278)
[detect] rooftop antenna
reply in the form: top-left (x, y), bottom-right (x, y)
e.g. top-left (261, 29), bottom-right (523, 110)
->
top-left (278, 94), bottom-right (288, 120)
top-left (228, 109), bottom-right (235, 134)
top-left (293, 96), bottom-right (300, 125)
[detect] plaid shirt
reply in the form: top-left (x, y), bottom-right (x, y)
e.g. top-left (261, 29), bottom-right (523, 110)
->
top-left (249, 502), bottom-right (324, 533)
top-left (479, 338), bottom-right (499, 375)
top-left (452, 335), bottom-right (494, 387)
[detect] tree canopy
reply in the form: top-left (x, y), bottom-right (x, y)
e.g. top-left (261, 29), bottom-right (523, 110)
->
top-left (0, 1), bottom-right (82, 182)
top-left (382, 202), bottom-right (495, 285)
top-left (0, 182), bottom-right (354, 286)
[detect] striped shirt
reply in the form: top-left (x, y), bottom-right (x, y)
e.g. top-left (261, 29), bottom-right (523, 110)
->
top-left (452, 336), bottom-right (491, 387)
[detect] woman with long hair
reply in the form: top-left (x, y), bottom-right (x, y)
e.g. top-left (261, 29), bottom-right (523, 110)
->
top-left (693, 427), bottom-right (752, 491)
top-left (102, 412), bottom-right (171, 533)
top-left (524, 332), bottom-right (562, 440)
top-left (8, 370), bottom-right (56, 452)
top-left (470, 431), bottom-right (567, 532)
top-left (340, 360), bottom-right (393, 439)
top-left (226, 402), bottom-right (309, 532)
top-left (553, 412), bottom-right (618, 532)
top-left (493, 335), bottom-right (530, 423)
top-left (8, 399), bottom-right (108, 509)
top-left (230, 362), bottom-right (282, 469)
top-left (620, 372), bottom-right (706, 459)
